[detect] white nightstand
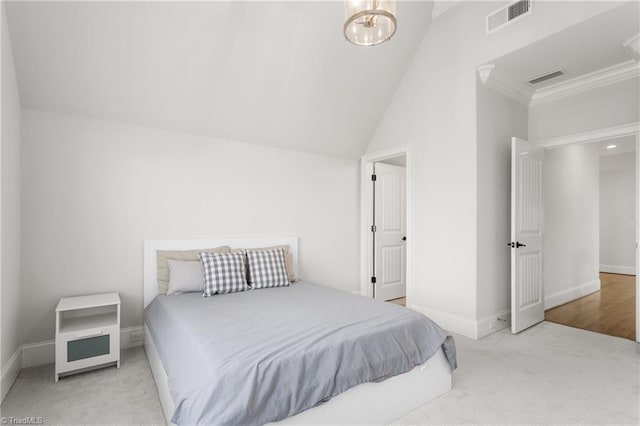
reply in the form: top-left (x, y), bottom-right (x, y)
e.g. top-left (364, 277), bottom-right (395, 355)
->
top-left (55, 292), bottom-right (121, 381)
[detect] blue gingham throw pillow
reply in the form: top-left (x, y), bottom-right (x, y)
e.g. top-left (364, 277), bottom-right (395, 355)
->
top-left (246, 247), bottom-right (290, 289)
top-left (199, 251), bottom-right (248, 296)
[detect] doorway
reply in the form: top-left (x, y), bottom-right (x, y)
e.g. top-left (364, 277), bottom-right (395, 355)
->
top-left (511, 127), bottom-right (639, 342)
top-left (543, 136), bottom-right (637, 340)
top-left (360, 148), bottom-right (411, 306)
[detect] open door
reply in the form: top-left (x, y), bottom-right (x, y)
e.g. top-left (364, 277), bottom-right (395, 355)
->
top-left (373, 162), bottom-right (406, 301)
top-left (511, 137), bottom-right (545, 333)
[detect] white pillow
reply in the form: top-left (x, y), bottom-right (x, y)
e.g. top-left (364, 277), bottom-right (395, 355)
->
top-left (167, 260), bottom-right (204, 295)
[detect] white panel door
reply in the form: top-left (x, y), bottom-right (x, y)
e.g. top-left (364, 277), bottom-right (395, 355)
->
top-left (374, 163), bottom-right (406, 301)
top-left (511, 137), bottom-right (545, 334)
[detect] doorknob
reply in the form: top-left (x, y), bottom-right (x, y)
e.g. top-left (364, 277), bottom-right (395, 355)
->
top-left (507, 241), bottom-right (526, 248)
top-left (402, 236), bottom-right (407, 241)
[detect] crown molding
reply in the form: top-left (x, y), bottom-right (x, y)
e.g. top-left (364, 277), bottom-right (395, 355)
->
top-left (432, 0), bottom-right (460, 19)
top-left (479, 31), bottom-right (640, 107)
top-left (478, 60), bottom-right (640, 107)
top-left (477, 64), bottom-right (533, 106)
top-left (534, 122), bottom-right (640, 149)
top-left (623, 33), bottom-right (640, 61)
top-left (529, 60), bottom-right (640, 106)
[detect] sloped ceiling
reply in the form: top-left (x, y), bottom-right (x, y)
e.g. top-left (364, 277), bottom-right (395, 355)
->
top-left (5, 1), bottom-right (433, 159)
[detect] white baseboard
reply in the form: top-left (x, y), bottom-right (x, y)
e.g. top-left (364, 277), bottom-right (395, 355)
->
top-left (600, 265), bottom-right (636, 275)
top-left (545, 279), bottom-right (601, 310)
top-left (410, 305), bottom-right (478, 339)
top-left (21, 340), bottom-right (55, 368)
top-left (1, 347), bottom-right (22, 403)
top-left (476, 309), bottom-right (511, 339)
top-left (411, 305), bottom-right (511, 340)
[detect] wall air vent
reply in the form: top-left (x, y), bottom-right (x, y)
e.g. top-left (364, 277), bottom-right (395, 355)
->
top-left (528, 70), bottom-right (565, 85)
top-left (487, 0), bottom-right (532, 34)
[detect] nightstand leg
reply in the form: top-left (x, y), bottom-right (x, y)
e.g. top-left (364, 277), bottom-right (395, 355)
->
top-left (55, 373), bottom-right (59, 382)
top-left (117, 360), bottom-right (120, 368)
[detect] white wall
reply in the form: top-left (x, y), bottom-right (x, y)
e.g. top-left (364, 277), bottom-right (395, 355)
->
top-left (20, 109), bottom-right (360, 344)
top-left (476, 79), bottom-right (528, 329)
top-left (365, 0), bottom-right (619, 337)
top-left (600, 152), bottom-right (636, 274)
top-left (1, 1), bottom-right (22, 373)
top-left (529, 78), bottom-right (640, 142)
top-left (544, 143), bottom-right (601, 309)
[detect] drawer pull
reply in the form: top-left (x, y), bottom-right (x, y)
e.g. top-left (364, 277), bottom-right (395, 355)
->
top-left (75, 330), bottom-right (103, 339)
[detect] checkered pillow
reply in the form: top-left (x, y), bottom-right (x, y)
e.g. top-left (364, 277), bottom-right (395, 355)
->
top-left (246, 247), bottom-right (290, 289)
top-left (199, 251), bottom-right (248, 296)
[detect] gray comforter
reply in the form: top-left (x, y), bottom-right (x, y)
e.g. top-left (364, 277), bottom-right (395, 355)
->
top-left (145, 281), bottom-right (456, 426)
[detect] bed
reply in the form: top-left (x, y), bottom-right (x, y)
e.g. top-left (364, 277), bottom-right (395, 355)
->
top-left (143, 237), bottom-right (456, 425)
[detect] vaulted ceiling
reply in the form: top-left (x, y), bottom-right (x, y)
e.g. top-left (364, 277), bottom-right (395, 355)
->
top-left (5, 1), bottom-right (434, 159)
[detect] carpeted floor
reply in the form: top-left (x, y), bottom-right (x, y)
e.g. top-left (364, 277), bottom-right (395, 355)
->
top-left (392, 322), bottom-right (639, 425)
top-left (1, 322), bottom-right (638, 425)
top-left (0, 347), bottom-right (165, 425)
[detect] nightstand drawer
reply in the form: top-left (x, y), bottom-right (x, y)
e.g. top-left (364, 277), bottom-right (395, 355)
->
top-left (56, 324), bottom-right (119, 374)
top-left (67, 334), bottom-right (110, 362)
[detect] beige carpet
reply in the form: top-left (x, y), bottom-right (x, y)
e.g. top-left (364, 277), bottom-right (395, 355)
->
top-left (0, 347), bottom-right (165, 425)
top-left (392, 322), bottom-right (639, 425)
top-left (2, 322), bottom-right (638, 425)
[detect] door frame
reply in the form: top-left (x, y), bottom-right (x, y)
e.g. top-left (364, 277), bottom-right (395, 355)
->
top-left (360, 147), bottom-right (412, 303)
top-left (535, 121), bottom-right (640, 342)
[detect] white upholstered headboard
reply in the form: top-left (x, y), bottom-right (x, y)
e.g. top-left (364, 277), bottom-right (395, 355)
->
top-left (143, 237), bottom-right (299, 308)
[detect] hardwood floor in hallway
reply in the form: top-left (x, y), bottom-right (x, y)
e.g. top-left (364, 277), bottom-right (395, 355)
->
top-left (388, 297), bottom-right (406, 306)
top-left (545, 273), bottom-right (636, 340)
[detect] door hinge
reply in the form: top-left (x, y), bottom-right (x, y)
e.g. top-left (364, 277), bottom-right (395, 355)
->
top-left (371, 174), bottom-right (377, 181)
top-left (371, 225), bottom-right (377, 233)
top-left (371, 276), bottom-right (377, 284)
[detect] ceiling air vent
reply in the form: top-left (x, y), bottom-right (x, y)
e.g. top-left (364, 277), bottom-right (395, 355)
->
top-left (528, 70), bottom-right (565, 85)
top-left (487, 0), bottom-right (532, 34)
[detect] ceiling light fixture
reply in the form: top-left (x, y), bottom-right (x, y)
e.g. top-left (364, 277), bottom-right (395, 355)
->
top-left (344, 0), bottom-right (397, 46)
top-left (606, 144), bottom-right (617, 149)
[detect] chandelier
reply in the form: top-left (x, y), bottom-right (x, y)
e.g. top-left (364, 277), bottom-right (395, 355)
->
top-left (344, 0), bottom-right (397, 46)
